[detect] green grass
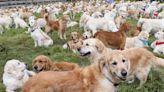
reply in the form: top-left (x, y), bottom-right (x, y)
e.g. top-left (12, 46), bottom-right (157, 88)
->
top-left (0, 13), bottom-right (164, 92)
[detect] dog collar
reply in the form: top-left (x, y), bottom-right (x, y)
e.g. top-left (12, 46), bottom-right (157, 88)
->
top-left (139, 39), bottom-right (148, 46)
top-left (155, 42), bottom-right (164, 45)
top-left (104, 74), bottom-right (119, 87)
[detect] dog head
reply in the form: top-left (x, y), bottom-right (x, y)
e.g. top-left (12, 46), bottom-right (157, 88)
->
top-left (78, 38), bottom-right (105, 56)
top-left (71, 32), bottom-right (81, 40)
top-left (32, 55), bottom-right (58, 72)
top-left (100, 51), bottom-right (130, 81)
top-left (4, 59), bottom-right (27, 76)
top-left (138, 31), bottom-right (149, 41)
top-left (120, 22), bottom-right (130, 32)
top-left (154, 31), bottom-right (164, 40)
top-left (28, 19), bottom-right (36, 27)
top-left (108, 51), bottom-right (129, 81)
top-left (83, 31), bottom-right (92, 39)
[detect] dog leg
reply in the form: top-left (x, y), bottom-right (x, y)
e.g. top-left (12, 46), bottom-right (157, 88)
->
top-left (64, 33), bottom-right (67, 39)
top-left (127, 75), bottom-right (135, 84)
top-left (34, 40), bottom-right (38, 47)
top-left (136, 68), bottom-right (150, 89)
top-left (6, 89), bottom-right (14, 92)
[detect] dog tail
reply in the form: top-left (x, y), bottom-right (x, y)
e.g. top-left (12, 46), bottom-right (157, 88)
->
top-left (153, 57), bottom-right (164, 68)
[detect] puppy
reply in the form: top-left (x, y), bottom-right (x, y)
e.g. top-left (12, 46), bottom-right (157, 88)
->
top-left (45, 14), bottom-right (70, 39)
top-left (94, 23), bottom-right (129, 50)
top-left (125, 31), bottom-right (149, 49)
top-left (23, 58), bottom-right (119, 92)
top-left (63, 32), bottom-right (83, 53)
top-left (3, 59), bottom-right (35, 92)
top-left (108, 48), bottom-right (164, 89)
top-left (32, 55), bottom-right (79, 72)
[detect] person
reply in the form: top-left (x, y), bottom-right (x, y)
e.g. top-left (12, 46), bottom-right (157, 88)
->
top-left (106, 0), bottom-right (114, 4)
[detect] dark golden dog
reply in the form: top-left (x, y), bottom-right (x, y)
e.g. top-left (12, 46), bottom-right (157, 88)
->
top-left (32, 55), bottom-right (79, 72)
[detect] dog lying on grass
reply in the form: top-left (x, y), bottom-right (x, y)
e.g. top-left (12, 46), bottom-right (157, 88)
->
top-left (23, 57), bottom-right (119, 92)
top-left (32, 55), bottom-right (79, 73)
top-left (3, 59), bottom-right (35, 92)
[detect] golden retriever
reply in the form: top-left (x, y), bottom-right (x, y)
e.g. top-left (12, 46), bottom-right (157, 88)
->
top-left (63, 32), bottom-right (83, 53)
top-left (106, 48), bottom-right (164, 89)
top-left (22, 58), bottom-right (120, 92)
top-left (32, 55), bottom-right (79, 72)
top-left (94, 22), bottom-right (129, 50)
top-left (78, 38), bottom-right (112, 63)
top-left (44, 14), bottom-right (70, 39)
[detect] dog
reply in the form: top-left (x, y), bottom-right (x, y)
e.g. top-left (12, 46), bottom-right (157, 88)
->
top-left (78, 38), bottom-right (112, 63)
top-left (22, 57), bottom-right (120, 92)
top-left (11, 12), bottom-right (28, 29)
top-left (137, 18), bottom-right (164, 34)
top-left (32, 55), bottom-right (79, 73)
top-left (63, 32), bottom-right (83, 53)
top-left (0, 15), bottom-right (13, 30)
top-left (3, 59), bottom-right (35, 92)
top-left (94, 22), bottom-right (129, 50)
top-left (83, 31), bottom-right (92, 39)
top-left (151, 31), bottom-right (164, 54)
top-left (28, 26), bottom-right (53, 47)
top-left (124, 31), bottom-right (149, 49)
top-left (45, 14), bottom-right (70, 39)
top-left (28, 16), bottom-right (47, 29)
top-left (108, 48), bottom-right (164, 89)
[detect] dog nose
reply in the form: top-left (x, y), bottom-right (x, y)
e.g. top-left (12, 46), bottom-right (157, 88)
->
top-left (121, 70), bottom-right (127, 77)
top-left (34, 66), bottom-right (38, 70)
top-left (77, 48), bottom-right (81, 52)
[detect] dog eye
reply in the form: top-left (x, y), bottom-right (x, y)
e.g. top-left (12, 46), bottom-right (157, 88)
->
top-left (39, 61), bottom-right (43, 63)
top-left (112, 62), bottom-right (117, 65)
top-left (86, 43), bottom-right (89, 46)
top-left (122, 59), bottom-right (126, 63)
top-left (17, 62), bottom-right (20, 65)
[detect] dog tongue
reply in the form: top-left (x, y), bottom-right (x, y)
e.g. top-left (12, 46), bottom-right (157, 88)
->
top-left (156, 42), bottom-right (164, 45)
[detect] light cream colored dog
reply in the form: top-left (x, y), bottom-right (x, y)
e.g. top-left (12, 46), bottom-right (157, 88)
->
top-left (109, 48), bottom-right (164, 89)
top-left (78, 38), bottom-right (111, 63)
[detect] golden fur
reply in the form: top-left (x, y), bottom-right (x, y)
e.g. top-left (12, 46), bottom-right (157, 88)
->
top-left (23, 57), bottom-right (119, 92)
top-left (65, 32), bottom-right (83, 52)
top-left (44, 14), bottom-right (69, 39)
top-left (94, 23), bottom-right (129, 50)
top-left (32, 55), bottom-right (79, 72)
top-left (108, 48), bottom-right (164, 89)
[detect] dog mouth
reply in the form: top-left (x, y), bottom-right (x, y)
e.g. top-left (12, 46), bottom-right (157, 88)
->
top-left (80, 52), bottom-right (91, 56)
top-left (113, 72), bottom-right (126, 81)
top-left (33, 67), bottom-right (43, 73)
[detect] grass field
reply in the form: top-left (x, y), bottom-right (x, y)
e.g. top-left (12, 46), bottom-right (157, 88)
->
top-left (0, 13), bottom-right (164, 92)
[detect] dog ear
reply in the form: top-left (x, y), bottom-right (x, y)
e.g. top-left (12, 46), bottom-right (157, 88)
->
top-left (44, 57), bottom-right (52, 71)
top-left (4, 64), bottom-right (15, 74)
top-left (95, 40), bottom-right (105, 53)
top-left (98, 58), bottom-right (107, 73)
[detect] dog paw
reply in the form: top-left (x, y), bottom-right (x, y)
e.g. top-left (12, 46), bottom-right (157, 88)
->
top-left (63, 44), bottom-right (68, 49)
